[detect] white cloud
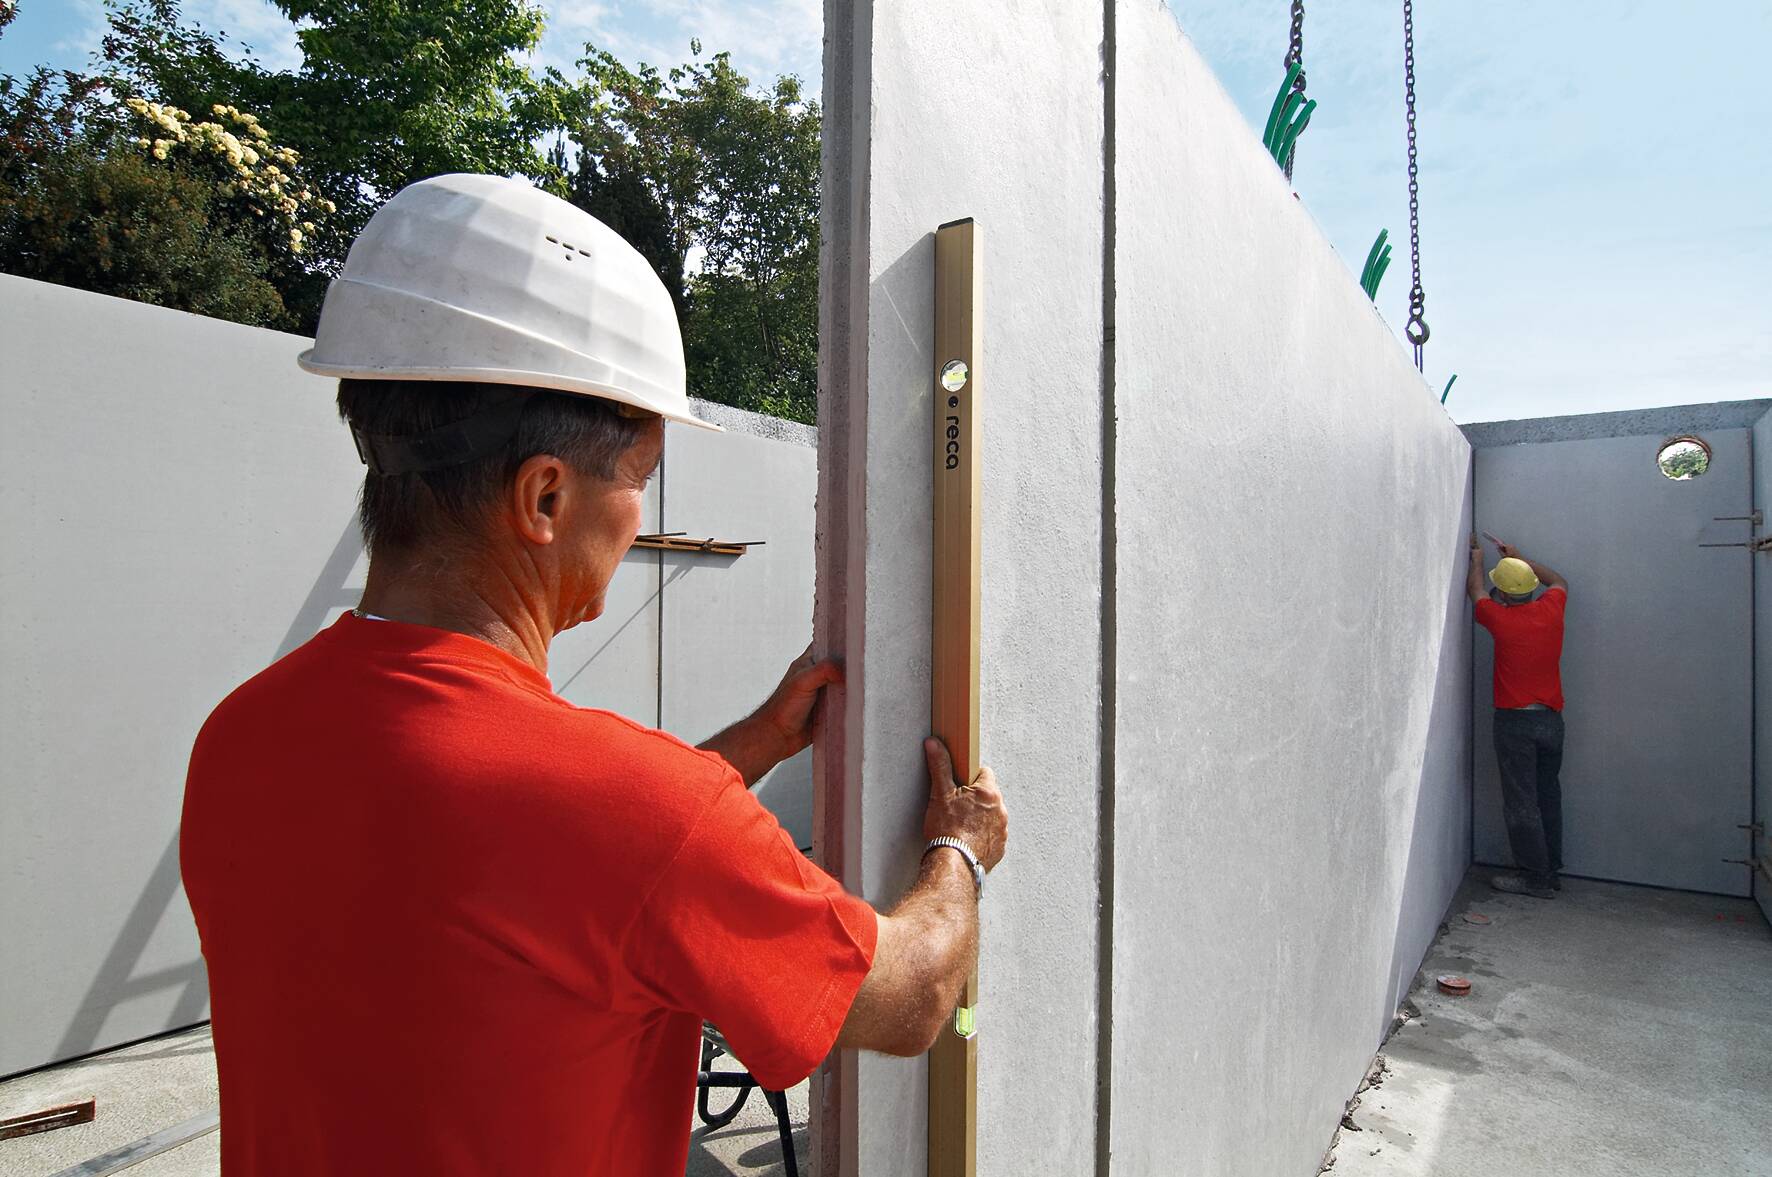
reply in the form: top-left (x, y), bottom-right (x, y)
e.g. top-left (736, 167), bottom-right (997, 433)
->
top-left (184, 0), bottom-right (303, 72)
top-left (533, 0), bottom-right (821, 89)
top-left (51, 0), bottom-right (108, 63)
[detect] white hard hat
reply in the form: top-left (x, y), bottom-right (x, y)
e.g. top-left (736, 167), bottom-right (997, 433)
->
top-left (298, 173), bottom-right (717, 431)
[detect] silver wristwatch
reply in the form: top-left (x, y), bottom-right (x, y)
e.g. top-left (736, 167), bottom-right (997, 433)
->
top-left (924, 837), bottom-right (985, 898)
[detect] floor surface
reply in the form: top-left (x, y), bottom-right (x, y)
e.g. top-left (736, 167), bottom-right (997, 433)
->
top-left (1329, 875), bottom-right (1772, 1177)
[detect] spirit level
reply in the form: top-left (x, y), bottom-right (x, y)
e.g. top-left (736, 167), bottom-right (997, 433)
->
top-left (928, 216), bottom-right (982, 1177)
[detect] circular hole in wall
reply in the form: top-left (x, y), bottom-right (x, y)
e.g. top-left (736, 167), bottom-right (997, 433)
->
top-left (1656, 436), bottom-right (1711, 481)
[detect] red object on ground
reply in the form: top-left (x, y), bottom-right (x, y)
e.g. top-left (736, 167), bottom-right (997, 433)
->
top-left (1463, 912), bottom-right (1492, 925)
top-left (1474, 587), bottom-right (1567, 710)
top-left (182, 613), bottom-right (877, 1177)
top-left (1437, 975), bottom-right (1472, 996)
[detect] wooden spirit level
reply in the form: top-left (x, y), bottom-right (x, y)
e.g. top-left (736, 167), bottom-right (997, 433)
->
top-left (928, 217), bottom-right (982, 1177)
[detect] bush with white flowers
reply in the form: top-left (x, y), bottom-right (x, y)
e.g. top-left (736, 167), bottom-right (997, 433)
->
top-left (124, 97), bottom-right (334, 256)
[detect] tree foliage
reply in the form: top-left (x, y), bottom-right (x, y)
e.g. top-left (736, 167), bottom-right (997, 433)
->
top-left (1658, 443), bottom-right (1709, 481)
top-left (563, 48), bottom-right (820, 422)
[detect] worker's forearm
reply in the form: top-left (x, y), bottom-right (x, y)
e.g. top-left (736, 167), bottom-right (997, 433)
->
top-left (696, 716), bottom-right (787, 787)
top-left (1466, 555), bottom-right (1486, 601)
top-left (890, 852), bottom-right (979, 1023)
top-left (900, 847), bottom-right (985, 992)
top-left (835, 852), bottom-right (978, 1056)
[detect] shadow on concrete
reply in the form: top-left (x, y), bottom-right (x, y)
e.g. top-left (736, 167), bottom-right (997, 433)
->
top-left (273, 518), bottom-right (365, 661)
top-left (45, 519), bottom-right (369, 1073)
top-left (51, 835), bottom-right (208, 1064)
top-left (553, 553), bottom-right (687, 697)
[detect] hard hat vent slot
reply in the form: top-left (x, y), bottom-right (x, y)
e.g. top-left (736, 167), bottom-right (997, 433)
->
top-left (544, 234), bottom-right (593, 262)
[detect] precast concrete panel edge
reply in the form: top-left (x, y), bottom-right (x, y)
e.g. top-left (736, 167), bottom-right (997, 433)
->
top-left (1748, 407), bottom-right (1771, 922)
top-left (812, 0), bottom-right (873, 1171)
top-left (1462, 400), bottom-right (1772, 449)
top-left (688, 397), bottom-right (817, 446)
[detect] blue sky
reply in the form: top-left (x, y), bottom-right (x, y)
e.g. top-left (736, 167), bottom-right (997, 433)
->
top-left (4, 1), bottom-right (1766, 423)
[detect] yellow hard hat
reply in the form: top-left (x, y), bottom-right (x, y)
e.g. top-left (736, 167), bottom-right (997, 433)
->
top-left (1489, 557), bottom-right (1539, 596)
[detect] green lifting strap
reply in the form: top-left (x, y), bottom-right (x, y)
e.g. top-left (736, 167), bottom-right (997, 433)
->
top-left (1361, 229), bottom-right (1392, 301)
top-left (1263, 62), bottom-right (1317, 171)
top-left (1441, 374), bottom-right (1458, 404)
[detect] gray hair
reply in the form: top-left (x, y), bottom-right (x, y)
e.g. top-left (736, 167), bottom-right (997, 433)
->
top-left (336, 379), bottom-right (648, 556)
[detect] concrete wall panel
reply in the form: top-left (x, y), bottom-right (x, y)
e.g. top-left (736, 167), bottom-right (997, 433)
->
top-left (817, 1), bottom-right (1107, 1173)
top-left (1470, 427), bottom-right (1753, 895)
top-left (659, 422), bottom-right (819, 846)
top-left (1, 277), bottom-right (818, 1075)
top-left (1109, 5), bottom-right (1474, 1173)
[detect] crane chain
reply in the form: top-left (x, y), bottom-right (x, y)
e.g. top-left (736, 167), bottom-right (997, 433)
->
top-left (1284, 0), bottom-right (1305, 180)
top-left (1403, 0), bottom-right (1429, 368)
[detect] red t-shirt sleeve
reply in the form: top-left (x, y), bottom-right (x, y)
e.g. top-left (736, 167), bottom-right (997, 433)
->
top-left (622, 772), bottom-right (877, 1090)
top-left (1541, 585), bottom-right (1567, 615)
top-left (1473, 598), bottom-right (1500, 631)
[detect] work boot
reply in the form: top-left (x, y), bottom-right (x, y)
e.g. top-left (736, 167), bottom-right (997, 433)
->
top-left (1491, 874), bottom-right (1555, 899)
top-left (1552, 874), bottom-right (1563, 891)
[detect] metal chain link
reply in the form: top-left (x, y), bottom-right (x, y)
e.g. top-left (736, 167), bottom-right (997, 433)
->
top-left (1403, 0), bottom-right (1429, 368)
top-left (1284, 0), bottom-right (1306, 180)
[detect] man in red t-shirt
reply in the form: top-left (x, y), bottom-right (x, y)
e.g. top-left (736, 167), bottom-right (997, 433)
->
top-left (1468, 532), bottom-right (1569, 899)
top-left (182, 176), bottom-right (1008, 1175)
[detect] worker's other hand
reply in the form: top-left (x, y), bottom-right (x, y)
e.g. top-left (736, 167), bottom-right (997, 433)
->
top-left (1469, 533), bottom-right (1482, 558)
top-left (755, 645), bottom-right (843, 759)
top-left (1497, 542), bottom-right (1521, 560)
top-left (922, 738), bottom-right (1007, 874)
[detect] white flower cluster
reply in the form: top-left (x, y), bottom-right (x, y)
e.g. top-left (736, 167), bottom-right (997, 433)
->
top-left (125, 97), bottom-right (337, 254)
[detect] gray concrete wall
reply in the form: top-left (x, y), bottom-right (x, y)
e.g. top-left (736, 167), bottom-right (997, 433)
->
top-left (818, 2), bottom-right (1473, 1173)
top-left (1466, 406), bottom-right (1760, 896)
top-left (1754, 407), bottom-right (1772, 922)
top-left (659, 422), bottom-right (819, 846)
top-left (1109, 5), bottom-right (1473, 1174)
top-left (0, 275), bottom-right (818, 1076)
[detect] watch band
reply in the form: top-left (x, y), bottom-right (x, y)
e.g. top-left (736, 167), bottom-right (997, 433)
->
top-left (924, 837), bottom-right (985, 898)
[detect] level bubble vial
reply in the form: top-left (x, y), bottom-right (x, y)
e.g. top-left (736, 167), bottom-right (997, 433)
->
top-left (940, 359), bottom-right (969, 393)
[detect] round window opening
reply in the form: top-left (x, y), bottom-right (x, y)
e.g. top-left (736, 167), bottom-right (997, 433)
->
top-left (1656, 436), bottom-right (1711, 481)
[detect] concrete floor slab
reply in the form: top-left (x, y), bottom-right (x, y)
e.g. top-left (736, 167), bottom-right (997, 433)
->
top-left (1330, 875), bottom-right (1772, 1177)
top-left (0, 1027), bottom-right (806, 1176)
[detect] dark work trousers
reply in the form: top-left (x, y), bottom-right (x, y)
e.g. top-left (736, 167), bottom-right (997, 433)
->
top-left (1492, 708), bottom-right (1565, 888)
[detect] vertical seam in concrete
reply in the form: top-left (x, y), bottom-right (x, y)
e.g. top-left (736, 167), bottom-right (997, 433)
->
top-left (1749, 435), bottom-right (1759, 885)
top-left (656, 440), bottom-right (666, 729)
top-left (1094, 1), bottom-right (1118, 1174)
top-left (1468, 447), bottom-right (1477, 868)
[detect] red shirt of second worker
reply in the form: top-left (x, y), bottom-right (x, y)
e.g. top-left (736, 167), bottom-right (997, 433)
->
top-left (1474, 586), bottom-right (1567, 710)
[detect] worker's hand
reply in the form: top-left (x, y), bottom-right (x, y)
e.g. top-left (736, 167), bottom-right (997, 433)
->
top-left (921, 738), bottom-right (1007, 874)
top-left (1469, 533), bottom-right (1483, 559)
top-left (1497, 542), bottom-right (1521, 560)
top-left (754, 645), bottom-right (843, 759)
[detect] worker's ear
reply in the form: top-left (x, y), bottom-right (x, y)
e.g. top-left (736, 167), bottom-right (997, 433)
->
top-left (508, 453), bottom-right (571, 545)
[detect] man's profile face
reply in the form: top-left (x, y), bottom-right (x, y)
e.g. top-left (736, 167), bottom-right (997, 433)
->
top-left (556, 417), bottom-right (665, 629)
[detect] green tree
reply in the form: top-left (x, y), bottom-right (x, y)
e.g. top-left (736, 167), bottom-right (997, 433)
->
top-left (98, 0), bottom-right (571, 327)
top-left (563, 47), bottom-right (820, 423)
